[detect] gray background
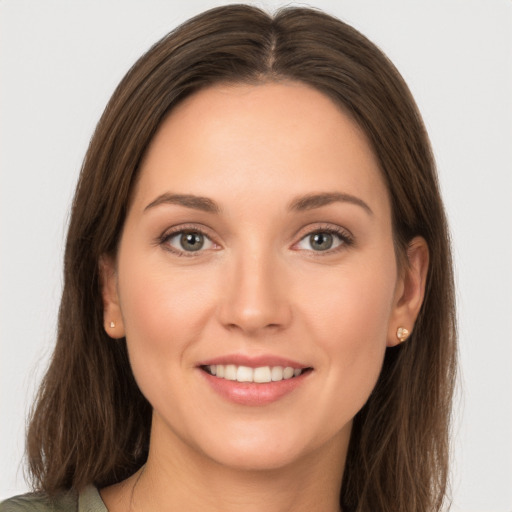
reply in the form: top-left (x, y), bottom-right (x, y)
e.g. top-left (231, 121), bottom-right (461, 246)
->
top-left (1, 1), bottom-right (511, 510)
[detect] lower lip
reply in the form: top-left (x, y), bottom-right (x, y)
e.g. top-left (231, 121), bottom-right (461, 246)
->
top-left (200, 369), bottom-right (311, 406)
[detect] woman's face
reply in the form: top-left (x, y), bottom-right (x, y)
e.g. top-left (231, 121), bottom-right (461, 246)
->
top-left (102, 82), bottom-right (416, 472)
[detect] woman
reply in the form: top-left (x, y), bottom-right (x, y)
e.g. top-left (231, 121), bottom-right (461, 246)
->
top-left (1, 5), bottom-right (456, 512)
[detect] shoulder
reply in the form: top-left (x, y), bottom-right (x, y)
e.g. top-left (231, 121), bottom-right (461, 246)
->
top-left (0, 490), bottom-right (77, 512)
top-left (0, 486), bottom-right (104, 512)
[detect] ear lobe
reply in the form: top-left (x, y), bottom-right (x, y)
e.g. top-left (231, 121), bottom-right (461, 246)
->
top-left (387, 236), bottom-right (429, 347)
top-left (99, 254), bottom-right (125, 339)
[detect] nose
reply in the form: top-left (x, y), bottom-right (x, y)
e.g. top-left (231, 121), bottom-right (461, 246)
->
top-left (217, 248), bottom-right (292, 336)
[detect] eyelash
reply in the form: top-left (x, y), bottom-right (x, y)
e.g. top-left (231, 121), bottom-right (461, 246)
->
top-left (158, 224), bottom-right (354, 257)
top-left (296, 225), bottom-right (354, 255)
top-left (157, 224), bottom-right (217, 257)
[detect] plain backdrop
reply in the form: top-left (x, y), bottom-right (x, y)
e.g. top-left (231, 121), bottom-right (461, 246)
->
top-left (1, 1), bottom-right (511, 510)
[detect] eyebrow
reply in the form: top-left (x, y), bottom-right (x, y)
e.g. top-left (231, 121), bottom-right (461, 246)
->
top-left (144, 191), bottom-right (372, 216)
top-left (288, 192), bottom-right (373, 215)
top-left (144, 193), bottom-right (220, 213)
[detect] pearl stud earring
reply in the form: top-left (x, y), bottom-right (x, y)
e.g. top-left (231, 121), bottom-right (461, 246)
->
top-left (396, 327), bottom-right (410, 343)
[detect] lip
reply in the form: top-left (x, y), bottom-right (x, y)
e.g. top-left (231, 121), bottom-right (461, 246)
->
top-left (197, 354), bottom-right (308, 369)
top-left (196, 353), bottom-right (313, 406)
top-left (200, 368), bottom-right (311, 406)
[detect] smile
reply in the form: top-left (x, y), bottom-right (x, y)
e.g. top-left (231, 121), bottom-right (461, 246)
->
top-left (203, 364), bottom-right (306, 383)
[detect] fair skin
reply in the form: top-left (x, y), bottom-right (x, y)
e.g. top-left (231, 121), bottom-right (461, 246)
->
top-left (100, 82), bottom-right (428, 512)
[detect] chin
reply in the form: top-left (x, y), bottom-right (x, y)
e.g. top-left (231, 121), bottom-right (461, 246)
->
top-left (192, 420), bottom-right (348, 473)
top-left (202, 440), bottom-right (309, 472)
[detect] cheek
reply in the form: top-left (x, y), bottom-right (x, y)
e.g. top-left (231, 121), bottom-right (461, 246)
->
top-left (119, 250), bottom-right (213, 338)
top-left (115, 261), bottom-right (222, 427)
top-left (116, 251), bottom-right (217, 386)
top-left (295, 255), bottom-right (396, 411)
top-left (298, 255), bottom-right (396, 343)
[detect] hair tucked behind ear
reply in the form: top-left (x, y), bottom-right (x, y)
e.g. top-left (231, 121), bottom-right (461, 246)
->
top-left (26, 5), bottom-right (456, 512)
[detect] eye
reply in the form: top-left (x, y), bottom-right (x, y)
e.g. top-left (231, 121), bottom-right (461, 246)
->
top-left (295, 229), bottom-right (351, 252)
top-left (163, 230), bottom-right (215, 254)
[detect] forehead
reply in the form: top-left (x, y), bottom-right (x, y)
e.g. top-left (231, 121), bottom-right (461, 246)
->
top-left (134, 81), bottom-right (389, 217)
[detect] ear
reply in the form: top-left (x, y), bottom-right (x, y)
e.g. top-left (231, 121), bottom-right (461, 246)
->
top-left (387, 237), bottom-right (429, 347)
top-left (99, 254), bottom-right (125, 339)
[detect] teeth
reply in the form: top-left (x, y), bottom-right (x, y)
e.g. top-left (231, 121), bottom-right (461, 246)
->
top-left (236, 366), bottom-right (253, 382)
top-left (254, 366), bottom-right (272, 383)
top-left (225, 364), bottom-right (237, 381)
top-left (205, 364), bottom-right (305, 383)
top-left (283, 367), bottom-right (294, 379)
top-left (271, 366), bottom-right (283, 381)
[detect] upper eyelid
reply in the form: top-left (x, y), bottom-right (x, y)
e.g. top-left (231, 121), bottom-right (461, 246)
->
top-left (161, 223), bottom-right (215, 239)
top-left (159, 224), bottom-right (218, 249)
top-left (292, 223), bottom-right (353, 242)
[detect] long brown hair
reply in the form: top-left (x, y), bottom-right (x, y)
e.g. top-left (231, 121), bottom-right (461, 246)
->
top-left (27, 5), bottom-right (457, 511)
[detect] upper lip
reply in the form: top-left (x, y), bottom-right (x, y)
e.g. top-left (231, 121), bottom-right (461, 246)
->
top-left (197, 354), bottom-right (310, 369)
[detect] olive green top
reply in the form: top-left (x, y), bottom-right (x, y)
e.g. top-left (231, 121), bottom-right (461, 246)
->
top-left (0, 486), bottom-right (106, 512)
